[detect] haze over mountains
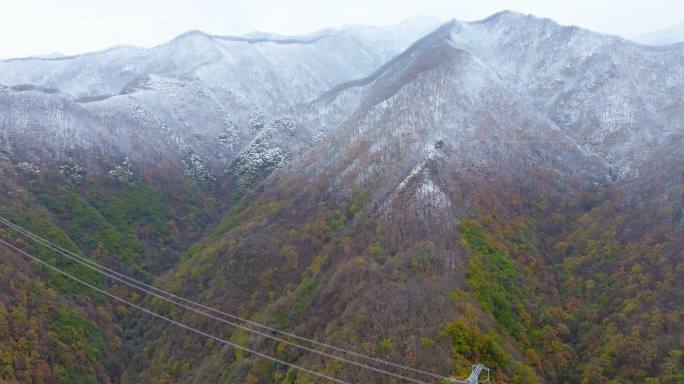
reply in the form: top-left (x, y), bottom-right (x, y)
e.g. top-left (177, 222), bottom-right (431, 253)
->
top-left (634, 22), bottom-right (684, 45)
top-left (0, 10), bottom-right (681, 384)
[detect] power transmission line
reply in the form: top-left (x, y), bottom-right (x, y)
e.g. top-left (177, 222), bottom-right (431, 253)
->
top-left (0, 238), bottom-right (350, 384)
top-left (0, 218), bottom-right (437, 384)
top-left (0, 216), bottom-right (469, 384)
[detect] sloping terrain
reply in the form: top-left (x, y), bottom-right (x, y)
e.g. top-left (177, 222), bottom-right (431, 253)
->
top-left (123, 17), bottom-right (682, 384)
top-left (0, 11), bottom-right (682, 384)
top-left (446, 11), bottom-right (683, 174)
top-left (0, 17), bottom-right (440, 190)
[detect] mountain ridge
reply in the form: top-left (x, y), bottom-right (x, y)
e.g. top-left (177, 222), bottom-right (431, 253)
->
top-left (0, 10), bottom-right (681, 384)
top-left (634, 21), bottom-right (684, 45)
top-left (0, 16), bottom-right (442, 63)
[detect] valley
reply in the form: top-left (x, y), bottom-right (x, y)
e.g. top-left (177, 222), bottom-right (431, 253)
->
top-left (0, 10), bottom-right (682, 384)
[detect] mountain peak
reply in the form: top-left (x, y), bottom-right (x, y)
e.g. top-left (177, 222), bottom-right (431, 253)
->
top-left (471, 10), bottom-right (526, 24)
top-left (168, 29), bottom-right (219, 46)
top-left (174, 29), bottom-right (212, 39)
top-left (433, 19), bottom-right (462, 34)
top-left (315, 19), bottom-right (473, 106)
top-left (467, 9), bottom-right (566, 32)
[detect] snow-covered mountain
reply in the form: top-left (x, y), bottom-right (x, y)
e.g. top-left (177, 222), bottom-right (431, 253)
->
top-left (634, 22), bottom-right (684, 45)
top-left (0, 11), bottom-right (681, 186)
top-left (297, 11), bottom-right (682, 181)
top-left (1, 11), bottom-right (683, 384)
top-left (444, 11), bottom-right (683, 174)
top-left (289, 20), bottom-right (610, 244)
top-left (0, 17), bottom-right (441, 182)
top-left (0, 16), bottom-right (441, 104)
top-left (129, 15), bottom-right (682, 384)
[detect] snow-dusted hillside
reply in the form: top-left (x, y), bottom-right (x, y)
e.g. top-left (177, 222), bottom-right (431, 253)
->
top-left (442, 11), bottom-right (683, 173)
top-left (293, 21), bottom-right (608, 222)
top-left (0, 12), bottom-right (681, 186)
top-left (0, 17), bottom-right (441, 105)
top-left (0, 17), bottom-right (441, 182)
top-left (301, 12), bottom-right (683, 180)
top-left (1, 12), bottom-right (682, 384)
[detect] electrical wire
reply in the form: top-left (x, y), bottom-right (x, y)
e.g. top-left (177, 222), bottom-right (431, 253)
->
top-left (0, 237), bottom-right (350, 384)
top-left (0, 216), bottom-right (468, 383)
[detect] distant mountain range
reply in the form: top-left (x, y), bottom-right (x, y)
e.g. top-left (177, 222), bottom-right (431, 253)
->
top-left (0, 11), bottom-right (681, 384)
top-left (634, 22), bottom-right (684, 45)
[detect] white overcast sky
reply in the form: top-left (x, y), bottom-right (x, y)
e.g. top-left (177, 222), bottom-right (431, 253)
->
top-left (1, 0), bottom-right (682, 59)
